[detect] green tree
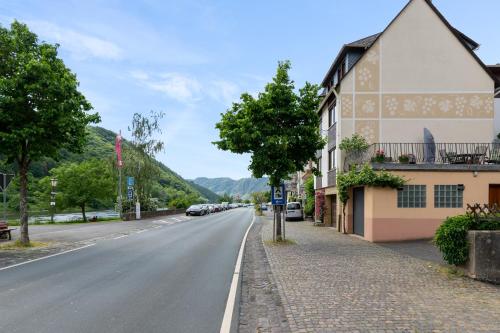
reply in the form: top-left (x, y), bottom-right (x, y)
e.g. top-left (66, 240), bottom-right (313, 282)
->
top-left (218, 192), bottom-right (233, 204)
top-left (303, 176), bottom-right (315, 217)
top-left (51, 160), bottom-right (114, 222)
top-left (251, 191), bottom-right (270, 214)
top-left (123, 111), bottom-right (164, 210)
top-left (0, 22), bottom-right (99, 244)
top-left (214, 61), bottom-right (325, 239)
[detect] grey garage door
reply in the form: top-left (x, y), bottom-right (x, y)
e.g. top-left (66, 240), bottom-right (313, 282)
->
top-left (353, 187), bottom-right (364, 237)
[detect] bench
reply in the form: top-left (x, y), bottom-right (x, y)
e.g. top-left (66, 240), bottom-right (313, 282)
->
top-left (0, 221), bottom-right (16, 241)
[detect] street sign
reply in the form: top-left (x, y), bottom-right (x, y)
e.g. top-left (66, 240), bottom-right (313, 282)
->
top-left (271, 183), bottom-right (286, 205)
top-left (127, 177), bottom-right (134, 187)
top-left (127, 187), bottom-right (134, 200)
top-left (0, 173), bottom-right (14, 191)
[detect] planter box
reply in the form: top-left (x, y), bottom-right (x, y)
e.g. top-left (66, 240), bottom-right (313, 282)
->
top-left (466, 230), bottom-right (500, 284)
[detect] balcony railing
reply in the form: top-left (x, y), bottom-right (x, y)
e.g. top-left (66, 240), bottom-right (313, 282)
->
top-left (344, 143), bottom-right (500, 170)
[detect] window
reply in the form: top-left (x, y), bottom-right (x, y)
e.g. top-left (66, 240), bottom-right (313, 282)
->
top-left (317, 157), bottom-right (322, 173)
top-left (434, 185), bottom-right (463, 208)
top-left (397, 185), bottom-right (426, 208)
top-left (328, 149), bottom-right (335, 171)
top-left (328, 104), bottom-right (336, 127)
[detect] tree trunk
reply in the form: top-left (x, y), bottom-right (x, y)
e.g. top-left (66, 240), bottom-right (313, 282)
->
top-left (342, 203), bottom-right (347, 234)
top-left (19, 158), bottom-right (30, 245)
top-left (81, 205), bottom-right (87, 222)
top-left (275, 205), bottom-right (282, 241)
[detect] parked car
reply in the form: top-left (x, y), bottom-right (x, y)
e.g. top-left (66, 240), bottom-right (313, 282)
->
top-left (260, 204), bottom-right (268, 211)
top-left (186, 205), bottom-right (207, 216)
top-left (285, 202), bottom-right (303, 221)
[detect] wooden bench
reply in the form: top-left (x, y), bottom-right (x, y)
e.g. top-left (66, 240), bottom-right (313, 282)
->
top-left (0, 221), bottom-right (16, 241)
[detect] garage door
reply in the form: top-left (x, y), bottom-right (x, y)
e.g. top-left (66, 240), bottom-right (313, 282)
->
top-left (353, 187), bottom-right (364, 237)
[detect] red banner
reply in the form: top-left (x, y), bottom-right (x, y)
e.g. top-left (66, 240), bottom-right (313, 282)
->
top-left (115, 132), bottom-right (123, 168)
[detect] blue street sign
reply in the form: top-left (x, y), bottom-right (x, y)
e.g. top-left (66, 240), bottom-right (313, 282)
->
top-left (271, 183), bottom-right (286, 206)
top-left (127, 177), bottom-right (135, 187)
top-left (127, 187), bottom-right (134, 200)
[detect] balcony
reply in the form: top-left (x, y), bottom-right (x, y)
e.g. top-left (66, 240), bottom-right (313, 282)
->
top-left (344, 143), bottom-right (500, 171)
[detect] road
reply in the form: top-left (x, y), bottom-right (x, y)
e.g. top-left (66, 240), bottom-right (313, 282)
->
top-left (0, 208), bottom-right (253, 333)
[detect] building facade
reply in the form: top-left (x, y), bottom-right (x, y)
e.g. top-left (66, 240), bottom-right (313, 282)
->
top-left (314, 0), bottom-right (500, 241)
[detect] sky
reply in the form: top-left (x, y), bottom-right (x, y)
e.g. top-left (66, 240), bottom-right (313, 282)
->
top-left (1, 0), bottom-right (499, 180)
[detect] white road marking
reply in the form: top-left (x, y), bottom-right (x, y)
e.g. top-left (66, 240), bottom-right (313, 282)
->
top-left (153, 226), bottom-right (162, 229)
top-left (0, 243), bottom-right (96, 272)
top-left (219, 214), bottom-right (255, 333)
top-left (113, 235), bottom-right (128, 240)
top-left (136, 229), bottom-right (148, 234)
top-left (170, 217), bottom-right (182, 222)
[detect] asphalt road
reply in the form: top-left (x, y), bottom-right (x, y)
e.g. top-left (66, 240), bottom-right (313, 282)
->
top-left (0, 208), bottom-right (254, 333)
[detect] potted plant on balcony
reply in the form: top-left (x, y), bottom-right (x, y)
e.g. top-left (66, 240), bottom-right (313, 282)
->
top-left (372, 149), bottom-right (385, 163)
top-left (398, 154), bottom-right (410, 164)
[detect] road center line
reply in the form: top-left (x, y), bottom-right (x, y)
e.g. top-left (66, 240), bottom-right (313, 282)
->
top-left (219, 213), bottom-right (255, 333)
top-left (113, 235), bottom-right (128, 240)
top-left (0, 243), bottom-right (96, 272)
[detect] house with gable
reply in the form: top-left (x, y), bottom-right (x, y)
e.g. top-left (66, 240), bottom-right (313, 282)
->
top-left (314, 0), bottom-right (500, 242)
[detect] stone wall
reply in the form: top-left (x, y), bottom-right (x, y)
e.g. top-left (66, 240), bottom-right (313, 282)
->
top-left (466, 230), bottom-right (500, 284)
top-left (122, 208), bottom-right (186, 221)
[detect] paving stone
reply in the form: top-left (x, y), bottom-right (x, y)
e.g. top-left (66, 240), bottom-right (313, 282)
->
top-left (238, 217), bottom-right (290, 333)
top-left (261, 218), bottom-right (500, 332)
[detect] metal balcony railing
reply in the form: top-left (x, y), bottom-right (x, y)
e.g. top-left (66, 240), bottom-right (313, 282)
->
top-left (344, 143), bottom-right (500, 170)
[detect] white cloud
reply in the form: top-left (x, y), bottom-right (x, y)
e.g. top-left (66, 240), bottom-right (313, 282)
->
top-left (131, 71), bottom-right (240, 106)
top-left (207, 80), bottom-right (240, 105)
top-left (28, 20), bottom-right (123, 60)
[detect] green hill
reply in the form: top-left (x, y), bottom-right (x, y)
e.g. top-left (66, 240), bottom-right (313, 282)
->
top-left (1, 126), bottom-right (219, 209)
top-left (192, 177), bottom-right (269, 200)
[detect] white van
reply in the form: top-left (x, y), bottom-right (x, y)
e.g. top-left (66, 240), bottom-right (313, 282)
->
top-left (285, 202), bottom-right (303, 221)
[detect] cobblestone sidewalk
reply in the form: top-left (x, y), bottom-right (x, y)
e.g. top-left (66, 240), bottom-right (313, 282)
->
top-left (262, 219), bottom-right (500, 333)
top-left (239, 217), bottom-right (290, 333)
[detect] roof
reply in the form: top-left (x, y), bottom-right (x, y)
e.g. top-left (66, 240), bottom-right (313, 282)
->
top-left (345, 33), bottom-right (381, 48)
top-left (321, 0), bottom-right (498, 88)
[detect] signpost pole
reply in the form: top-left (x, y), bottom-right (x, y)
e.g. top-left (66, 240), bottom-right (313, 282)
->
top-left (283, 205), bottom-right (285, 241)
top-left (2, 174), bottom-right (6, 222)
top-left (272, 206), bottom-right (276, 242)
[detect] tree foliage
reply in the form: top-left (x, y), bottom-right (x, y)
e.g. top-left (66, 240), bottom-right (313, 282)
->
top-left (50, 159), bottom-right (114, 222)
top-left (304, 176), bottom-right (315, 217)
top-left (124, 111), bottom-right (164, 207)
top-left (214, 61), bottom-right (325, 187)
top-left (336, 164), bottom-right (406, 204)
top-left (0, 21), bottom-right (99, 243)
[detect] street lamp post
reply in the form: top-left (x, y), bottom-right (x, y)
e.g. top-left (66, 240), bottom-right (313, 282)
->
top-left (50, 178), bottom-right (58, 223)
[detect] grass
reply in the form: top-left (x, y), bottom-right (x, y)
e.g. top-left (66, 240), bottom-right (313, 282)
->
top-left (0, 240), bottom-right (51, 250)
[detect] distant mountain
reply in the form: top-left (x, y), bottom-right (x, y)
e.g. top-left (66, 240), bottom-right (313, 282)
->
top-left (187, 181), bottom-right (221, 203)
top-left (192, 177), bottom-right (269, 199)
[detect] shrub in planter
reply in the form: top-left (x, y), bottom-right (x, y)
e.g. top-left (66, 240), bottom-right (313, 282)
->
top-left (372, 149), bottom-right (385, 163)
top-left (398, 154), bottom-right (410, 164)
top-left (434, 215), bottom-right (474, 265)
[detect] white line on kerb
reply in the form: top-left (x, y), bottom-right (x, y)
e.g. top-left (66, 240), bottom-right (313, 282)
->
top-left (0, 243), bottom-right (96, 272)
top-left (219, 214), bottom-right (255, 333)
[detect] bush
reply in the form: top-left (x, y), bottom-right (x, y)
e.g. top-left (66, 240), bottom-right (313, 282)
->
top-left (435, 214), bottom-right (500, 266)
top-left (434, 215), bottom-right (475, 266)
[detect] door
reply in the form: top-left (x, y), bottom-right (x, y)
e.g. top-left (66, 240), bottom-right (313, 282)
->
top-left (353, 187), bottom-right (364, 236)
top-left (489, 184), bottom-right (500, 206)
top-left (330, 195), bottom-right (337, 228)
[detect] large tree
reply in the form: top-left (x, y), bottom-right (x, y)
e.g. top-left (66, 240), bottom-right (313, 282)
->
top-left (214, 61), bottom-right (325, 239)
top-left (0, 21), bottom-right (99, 244)
top-left (50, 160), bottom-right (114, 222)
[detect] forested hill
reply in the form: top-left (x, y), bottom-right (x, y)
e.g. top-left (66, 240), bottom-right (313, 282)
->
top-left (1, 126), bottom-right (220, 206)
top-left (192, 177), bottom-right (269, 199)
